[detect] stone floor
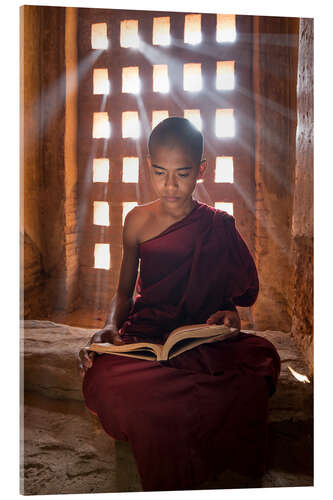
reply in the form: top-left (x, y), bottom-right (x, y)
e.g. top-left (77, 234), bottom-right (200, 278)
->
top-left (21, 311), bottom-right (314, 495)
top-left (22, 390), bottom-right (313, 495)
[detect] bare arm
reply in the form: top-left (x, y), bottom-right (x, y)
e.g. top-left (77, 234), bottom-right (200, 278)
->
top-left (79, 208), bottom-right (140, 375)
top-left (104, 209), bottom-right (140, 328)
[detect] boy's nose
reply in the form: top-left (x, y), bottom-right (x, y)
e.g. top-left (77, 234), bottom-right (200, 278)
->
top-left (164, 175), bottom-right (178, 188)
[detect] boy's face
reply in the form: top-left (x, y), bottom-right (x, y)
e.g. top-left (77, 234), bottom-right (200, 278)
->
top-left (148, 145), bottom-right (206, 207)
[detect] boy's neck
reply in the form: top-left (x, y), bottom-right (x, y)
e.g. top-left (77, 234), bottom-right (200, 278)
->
top-left (158, 197), bottom-right (197, 220)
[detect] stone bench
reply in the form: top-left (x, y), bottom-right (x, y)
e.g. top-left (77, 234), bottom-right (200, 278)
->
top-left (22, 320), bottom-right (313, 424)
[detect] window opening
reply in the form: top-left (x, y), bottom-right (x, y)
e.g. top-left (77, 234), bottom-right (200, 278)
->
top-left (93, 201), bottom-right (110, 226)
top-left (120, 19), bottom-right (139, 48)
top-left (216, 61), bottom-right (235, 90)
top-left (93, 158), bottom-right (109, 182)
top-left (93, 68), bottom-right (110, 94)
top-left (184, 109), bottom-right (202, 131)
top-left (93, 112), bottom-right (111, 138)
top-left (215, 108), bottom-right (235, 137)
top-left (153, 17), bottom-right (170, 46)
top-left (153, 64), bottom-right (169, 93)
top-left (152, 110), bottom-right (169, 129)
top-left (94, 243), bottom-right (111, 269)
top-left (183, 63), bottom-right (202, 92)
top-left (215, 156), bottom-right (234, 183)
top-left (122, 111), bottom-right (140, 138)
top-left (122, 66), bottom-right (140, 94)
top-left (122, 157), bottom-right (139, 182)
top-left (215, 202), bottom-right (233, 215)
top-left (91, 23), bottom-right (108, 49)
top-left (122, 202), bottom-right (138, 225)
top-left (184, 14), bottom-right (202, 45)
top-left (216, 14), bottom-right (236, 43)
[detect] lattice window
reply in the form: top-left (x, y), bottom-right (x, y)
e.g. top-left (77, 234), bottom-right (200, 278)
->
top-left (78, 9), bottom-right (255, 304)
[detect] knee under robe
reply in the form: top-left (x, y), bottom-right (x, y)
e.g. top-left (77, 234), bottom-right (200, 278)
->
top-left (82, 201), bottom-right (280, 491)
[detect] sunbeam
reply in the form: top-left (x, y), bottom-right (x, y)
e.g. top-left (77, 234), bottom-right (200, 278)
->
top-left (29, 50), bottom-right (103, 148)
top-left (135, 94), bottom-right (152, 139)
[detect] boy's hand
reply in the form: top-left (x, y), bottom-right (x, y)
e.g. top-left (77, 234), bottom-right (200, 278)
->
top-left (78, 326), bottom-right (125, 376)
top-left (206, 310), bottom-right (241, 330)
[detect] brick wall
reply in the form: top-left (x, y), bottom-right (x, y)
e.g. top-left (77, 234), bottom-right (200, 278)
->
top-left (22, 6), bottom-right (80, 318)
top-left (252, 16), bottom-right (299, 331)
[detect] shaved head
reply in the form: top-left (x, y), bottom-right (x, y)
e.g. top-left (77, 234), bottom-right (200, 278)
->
top-left (148, 117), bottom-right (203, 165)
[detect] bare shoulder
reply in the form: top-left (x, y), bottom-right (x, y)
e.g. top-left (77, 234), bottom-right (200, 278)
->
top-left (123, 200), bottom-right (159, 245)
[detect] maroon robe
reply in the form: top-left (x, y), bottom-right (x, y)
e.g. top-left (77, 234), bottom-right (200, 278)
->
top-left (83, 201), bottom-right (280, 491)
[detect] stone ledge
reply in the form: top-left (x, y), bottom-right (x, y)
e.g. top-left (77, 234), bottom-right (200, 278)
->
top-left (22, 321), bottom-right (313, 423)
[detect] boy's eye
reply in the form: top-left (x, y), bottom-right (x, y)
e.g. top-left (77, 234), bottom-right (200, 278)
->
top-left (154, 171), bottom-right (164, 176)
top-left (178, 173), bottom-right (189, 177)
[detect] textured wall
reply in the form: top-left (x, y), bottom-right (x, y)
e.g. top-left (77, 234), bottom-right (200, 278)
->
top-left (21, 5), bottom-right (48, 318)
top-left (252, 16), bottom-right (299, 331)
top-left (22, 6), bottom-right (80, 318)
top-left (64, 8), bottom-right (80, 311)
top-left (290, 18), bottom-right (313, 372)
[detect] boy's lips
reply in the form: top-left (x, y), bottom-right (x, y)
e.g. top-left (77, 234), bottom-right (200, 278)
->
top-left (164, 196), bottom-right (179, 202)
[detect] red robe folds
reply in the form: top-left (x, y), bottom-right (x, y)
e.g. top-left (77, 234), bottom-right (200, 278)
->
top-left (83, 201), bottom-right (280, 491)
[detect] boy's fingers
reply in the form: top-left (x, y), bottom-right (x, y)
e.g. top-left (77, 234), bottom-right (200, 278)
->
top-left (78, 348), bottom-right (95, 374)
top-left (87, 351), bottom-right (95, 367)
top-left (207, 311), bottom-right (225, 324)
top-left (113, 333), bottom-right (125, 345)
top-left (223, 311), bottom-right (240, 328)
top-left (223, 312), bottom-right (232, 326)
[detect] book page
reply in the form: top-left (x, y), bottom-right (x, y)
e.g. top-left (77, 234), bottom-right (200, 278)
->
top-left (88, 341), bottom-right (162, 357)
top-left (163, 324), bottom-right (236, 357)
top-left (167, 333), bottom-right (237, 360)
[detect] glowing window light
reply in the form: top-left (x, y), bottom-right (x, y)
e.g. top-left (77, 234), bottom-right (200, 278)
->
top-left (152, 110), bottom-right (169, 129)
top-left (122, 66), bottom-right (140, 94)
top-left (93, 68), bottom-right (110, 95)
top-left (215, 202), bottom-right (233, 215)
top-left (216, 61), bottom-right (235, 90)
top-left (216, 14), bottom-right (236, 43)
top-left (184, 14), bottom-right (202, 45)
top-left (91, 23), bottom-right (108, 49)
top-left (184, 109), bottom-right (202, 131)
top-left (215, 109), bottom-right (235, 137)
top-left (120, 19), bottom-right (139, 48)
top-left (93, 158), bottom-right (109, 182)
top-left (93, 112), bottom-right (111, 138)
top-left (183, 63), bottom-right (202, 92)
top-left (153, 65), bottom-right (169, 93)
top-left (122, 111), bottom-right (140, 138)
top-left (122, 157), bottom-right (139, 183)
top-left (94, 243), bottom-right (110, 270)
top-left (215, 157), bottom-right (234, 183)
top-left (93, 201), bottom-right (110, 226)
top-left (153, 16), bottom-right (170, 46)
top-left (122, 202), bottom-right (138, 225)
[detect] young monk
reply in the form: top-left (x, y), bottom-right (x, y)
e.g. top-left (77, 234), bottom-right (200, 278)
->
top-left (79, 117), bottom-right (280, 491)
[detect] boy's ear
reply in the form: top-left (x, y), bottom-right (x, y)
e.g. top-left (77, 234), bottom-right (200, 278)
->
top-left (197, 159), bottom-right (207, 179)
top-left (146, 156), bottom-right (152, 168)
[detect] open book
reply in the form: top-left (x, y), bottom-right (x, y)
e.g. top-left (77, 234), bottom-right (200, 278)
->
top-left (88, 323), bottom-right (240, 361)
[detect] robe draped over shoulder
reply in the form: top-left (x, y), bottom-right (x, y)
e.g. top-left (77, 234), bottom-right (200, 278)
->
top-left (82, 201), bottom-right (280, 492)
top-left (119, 201), bottom-right (259, 343)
